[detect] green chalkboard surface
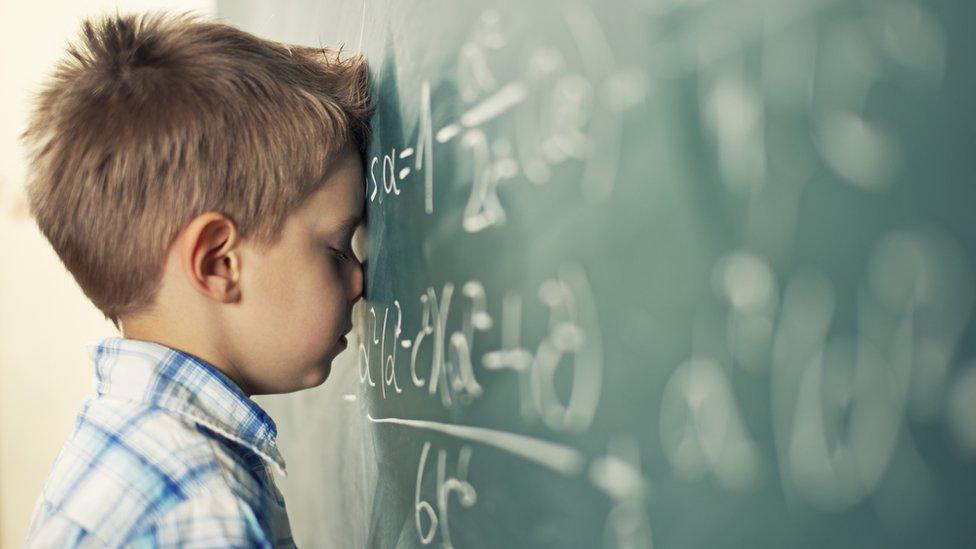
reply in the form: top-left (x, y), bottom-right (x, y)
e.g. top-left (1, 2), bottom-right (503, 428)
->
top-left (220, 1), bottom-right (976, 547)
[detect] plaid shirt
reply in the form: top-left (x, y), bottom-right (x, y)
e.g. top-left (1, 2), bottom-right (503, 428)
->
top-left (24, 337), bottom-right (296, 548)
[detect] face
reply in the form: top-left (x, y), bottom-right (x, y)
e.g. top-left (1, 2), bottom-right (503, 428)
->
top-left (226, 148), bottom-right (365, 395)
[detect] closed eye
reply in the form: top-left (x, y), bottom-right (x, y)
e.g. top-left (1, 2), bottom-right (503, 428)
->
top-left (330, 248), bottom-right (353, 262)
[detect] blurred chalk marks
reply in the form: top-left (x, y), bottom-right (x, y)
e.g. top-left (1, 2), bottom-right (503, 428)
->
top-left (678, 0), bottom-right (950, 255)
top-left (660, 356), bottom-right (763, 492)
top-left (947, 364), bottom-right (976, 457)
top-left (712, 251), bottom-right (778, 373)
top-left (650, 0), bottom-right (966, 517)
top-left (702, 60), bottom-right (767, 194)
top-left (590, 437), bottom-right (653, 549)
top-left (660, 222), bottom-right (974, 512)
top-left (865, 229), bottom-right (974, 422)
top-left (773, 228), bottom-right (971, 511)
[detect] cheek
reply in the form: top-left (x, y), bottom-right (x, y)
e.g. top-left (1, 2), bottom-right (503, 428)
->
top-left (232, 249), bottom-right (352, 392)
top-left (272, 258), bottom-right (347, 337)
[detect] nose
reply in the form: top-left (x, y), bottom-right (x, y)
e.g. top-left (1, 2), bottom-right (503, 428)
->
top-left (349, 257), bottom-right (364, 304)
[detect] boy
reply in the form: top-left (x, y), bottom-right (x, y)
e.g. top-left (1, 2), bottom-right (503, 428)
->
top-left (21, 10), bottom-right (372, 547)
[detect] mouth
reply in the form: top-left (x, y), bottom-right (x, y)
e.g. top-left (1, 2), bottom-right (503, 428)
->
top-left (337, 320), bottom-right (353, 349)
top-left (338, 324), bottom-right (352, 348)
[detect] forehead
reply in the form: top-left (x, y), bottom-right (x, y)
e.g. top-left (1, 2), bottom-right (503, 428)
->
top-left (296, 150), bottom-right (365, 231)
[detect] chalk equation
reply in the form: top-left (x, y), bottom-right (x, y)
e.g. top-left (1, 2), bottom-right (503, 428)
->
top-left (359, 263), bottom-right (603, 434)
top-left (355, 5), bottom-right (652, 548)
top-left (365, 7), bottom-right (646, 232)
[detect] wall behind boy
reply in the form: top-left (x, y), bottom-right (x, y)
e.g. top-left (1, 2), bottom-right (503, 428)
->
top-left (0, 2), bottom-right (214, 546)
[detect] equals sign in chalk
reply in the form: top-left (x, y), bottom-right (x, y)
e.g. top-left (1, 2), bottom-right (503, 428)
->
top-left (397, 148), bottom-right (414, 180)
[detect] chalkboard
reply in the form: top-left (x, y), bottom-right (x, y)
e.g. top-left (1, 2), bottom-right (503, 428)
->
top-left (219, 1), bottom-right (976, 547)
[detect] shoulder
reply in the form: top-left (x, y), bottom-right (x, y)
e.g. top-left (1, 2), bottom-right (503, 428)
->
top-left (25, 396), bottom-right (273, 547)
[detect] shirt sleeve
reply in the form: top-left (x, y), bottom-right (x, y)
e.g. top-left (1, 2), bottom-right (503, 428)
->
top-left (128, 493), bottom-right (273, 548)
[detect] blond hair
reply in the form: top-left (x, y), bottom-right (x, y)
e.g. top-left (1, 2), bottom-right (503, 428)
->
top-left (21, 11), bottom-right (373, 328)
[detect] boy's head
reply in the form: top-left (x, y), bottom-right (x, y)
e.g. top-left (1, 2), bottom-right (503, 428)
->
top-left (21, 11), bottom-right (373, 395)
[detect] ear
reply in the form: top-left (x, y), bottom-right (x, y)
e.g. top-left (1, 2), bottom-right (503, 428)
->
top-left (178, 212), bottom-right (242, 303)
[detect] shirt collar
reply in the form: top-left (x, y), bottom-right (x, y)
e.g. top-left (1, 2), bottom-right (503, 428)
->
top-left (85, 336), bottom-right (287, 477)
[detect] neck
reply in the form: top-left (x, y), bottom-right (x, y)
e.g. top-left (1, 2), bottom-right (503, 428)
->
top-left (120, 314), bottom-right (253, 397)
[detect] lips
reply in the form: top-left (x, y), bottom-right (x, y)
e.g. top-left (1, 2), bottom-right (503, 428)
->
top-left (338, 324), bottom-right (351, 347)
top-left (337, 320), bottom-right (353, 348)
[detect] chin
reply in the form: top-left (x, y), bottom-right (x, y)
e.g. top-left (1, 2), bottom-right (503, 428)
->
top-left (307, 357), bottom-right (333, 387)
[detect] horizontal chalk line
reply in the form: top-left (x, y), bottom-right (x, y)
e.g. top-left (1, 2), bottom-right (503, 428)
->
top-left (367, 414), bottom-right (584, 475)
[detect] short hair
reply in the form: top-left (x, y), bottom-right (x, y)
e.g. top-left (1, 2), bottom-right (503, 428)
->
top-left (21, 11), bottom-right (373, 329)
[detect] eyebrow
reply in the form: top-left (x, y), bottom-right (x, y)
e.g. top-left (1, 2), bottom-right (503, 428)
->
top-left (332, 212), bottom-right (363, 237)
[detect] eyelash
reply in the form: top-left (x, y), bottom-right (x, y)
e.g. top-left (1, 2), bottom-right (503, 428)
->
top-left (330, 248), bottom-right (353, 263)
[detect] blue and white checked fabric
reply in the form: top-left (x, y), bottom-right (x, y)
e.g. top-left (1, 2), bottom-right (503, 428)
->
top-left (24, 337), bottom-right (296, 548)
